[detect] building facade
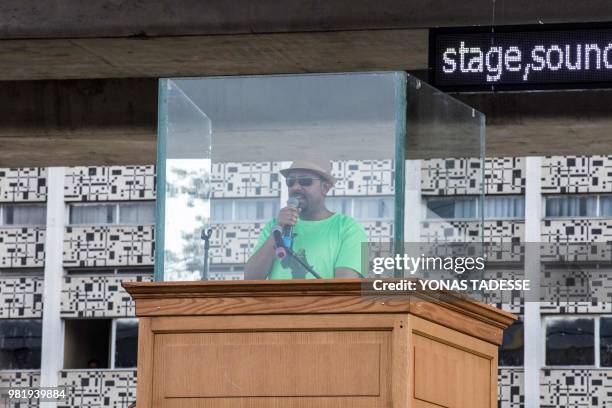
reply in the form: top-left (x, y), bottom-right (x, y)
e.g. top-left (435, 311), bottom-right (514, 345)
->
top-left (1, 156), bottom-right (611, 407)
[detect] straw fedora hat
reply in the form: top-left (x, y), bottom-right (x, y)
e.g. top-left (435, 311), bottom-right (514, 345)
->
top-left (280, 159), bottom-right (336, 185)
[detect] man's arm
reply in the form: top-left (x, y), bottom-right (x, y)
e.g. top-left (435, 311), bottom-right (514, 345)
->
top-left (244, 236), bottom-right (276, 280)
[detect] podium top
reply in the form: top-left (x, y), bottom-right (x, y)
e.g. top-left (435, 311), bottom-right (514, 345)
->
top-left (123, 279), bottom-right (516, 345)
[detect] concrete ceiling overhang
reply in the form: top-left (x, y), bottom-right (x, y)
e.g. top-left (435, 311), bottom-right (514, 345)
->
top-left (3, 0), bottom-right (612, 40)
top-left (0, 30), bottom-right (428, 81)
top-left (1, 0), bottom-right (612, 166)
top-left (2, 78), bottom-right (612, 167)
top-left (2, 0), bottom-right (612, 80)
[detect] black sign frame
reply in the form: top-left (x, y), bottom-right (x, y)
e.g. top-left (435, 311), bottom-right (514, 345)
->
top-left (429, 22), bottom-right (612, 92)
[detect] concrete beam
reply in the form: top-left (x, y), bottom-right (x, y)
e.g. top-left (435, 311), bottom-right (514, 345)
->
top-left (0, 29), bottom-right (427, 81)
top-left (1, 2), bottom-right (610, 165)
top-left (0, 79), bottom-right (156, 129)
top-left (0, 78), bottom-right (156, 166)
top-left (2, 0), bottom-right (611, 82)
top-left (454, 90), bottom-right (612, 157)
top-left (2, 0), bottom-right (611, 39)
top-left (2, 78), bottom-right (612, 167)
top-left (1, 1), bottom-right (611, 82)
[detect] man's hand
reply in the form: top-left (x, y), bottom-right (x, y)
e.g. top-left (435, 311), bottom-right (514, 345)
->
top-left (244, 206), bottom-right (300, 280)
top-left (276, 206), bottom-right (300, 227)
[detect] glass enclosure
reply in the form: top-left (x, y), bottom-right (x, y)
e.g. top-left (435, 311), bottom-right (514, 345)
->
top-left (405, 75), bottom-right (485, 244)
top-left (156, 72), bottom-right (485, 282)
top-left (156, 80), bottom-right (212, 281)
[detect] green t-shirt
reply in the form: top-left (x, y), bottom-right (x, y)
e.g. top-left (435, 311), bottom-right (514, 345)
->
top-left (253, 213), bottom-right (367, 279)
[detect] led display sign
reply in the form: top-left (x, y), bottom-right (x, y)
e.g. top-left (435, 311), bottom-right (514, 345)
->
top-left (429, 23), bottom-right (612, 91)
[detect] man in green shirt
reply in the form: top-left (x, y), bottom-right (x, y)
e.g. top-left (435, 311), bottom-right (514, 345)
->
top-left (244, 159), bottom-right (367, 280)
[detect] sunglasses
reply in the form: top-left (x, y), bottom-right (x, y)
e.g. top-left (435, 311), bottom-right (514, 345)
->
top-left (285, 176), bottom-right (322, 188)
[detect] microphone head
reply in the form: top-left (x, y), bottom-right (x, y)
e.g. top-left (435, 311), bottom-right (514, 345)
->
top-left (287, 196), bottom-right (300, 209)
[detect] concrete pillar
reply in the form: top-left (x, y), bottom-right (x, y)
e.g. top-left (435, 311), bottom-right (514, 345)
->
top-left (40, 167), bottom-right (65, 408)
top-left (523, 156), bottom-right (542, 408)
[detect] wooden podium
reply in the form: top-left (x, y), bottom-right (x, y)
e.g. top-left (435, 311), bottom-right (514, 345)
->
top-left (123, 279), bottom-right (516, 408)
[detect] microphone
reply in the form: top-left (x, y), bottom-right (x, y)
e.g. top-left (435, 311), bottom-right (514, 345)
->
top-left (283, 196), bottom-right (299, 248)
top-left (272, 226), bottom-right (286, 259)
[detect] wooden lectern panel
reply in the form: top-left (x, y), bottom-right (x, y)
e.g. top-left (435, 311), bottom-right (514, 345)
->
top-left (150, 315), bottom-right (395, 408)
top-left (123, 279), bottom-right (516, 408)
top-left (155, 331), bottom-right (386, 398)
top-left (410, 316), bottom-right (498, 408)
